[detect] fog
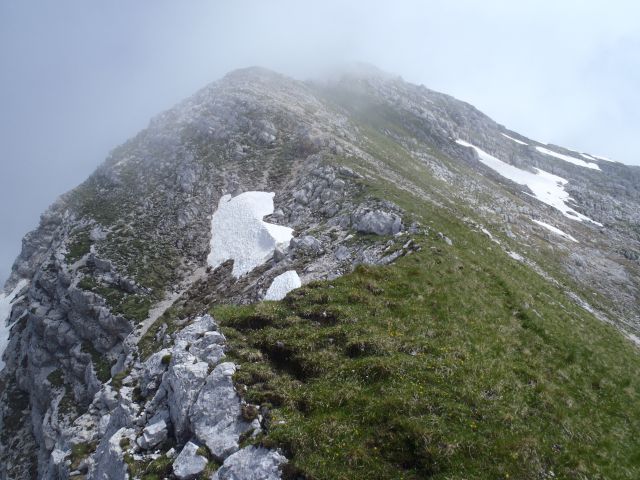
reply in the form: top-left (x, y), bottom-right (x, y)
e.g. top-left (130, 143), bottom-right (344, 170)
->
top-left (1, 0), bottom-right (639, 284)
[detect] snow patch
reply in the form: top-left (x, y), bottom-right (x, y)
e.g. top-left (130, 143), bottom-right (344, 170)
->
top-left (532, 220), bottom-right (578, 243)
top-left (456, 140), bottom-right (601, 225)
top-left (0, 279), bottom-right (28, 370)
top-left (535, 146), bottom-right (600, 171)
top-left (207, 192), bottom-right (293, 277)
top-left (501, 133), bottom-right (528, 145)
top-left (579, 153), bottom-right (597, 161)
top-left (264, 271), bottom-right (301, 301)
top-left (507, 251), bottom-right (525, 262)
top-left (480, 227), bottom-right (502, 246)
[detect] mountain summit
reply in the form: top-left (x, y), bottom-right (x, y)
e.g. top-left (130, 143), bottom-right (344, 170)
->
top-left (1, 66), bottom-right (639, 479)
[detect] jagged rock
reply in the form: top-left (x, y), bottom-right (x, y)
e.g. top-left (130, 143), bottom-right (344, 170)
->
top-left (352, 209), bottom-right (403, 236)
top-left (273, 246), bottom-right (287, 262)
top-left (291, 235), bottom-right (322, 254)
top-left (190, 362), bottom-right (257, 460)
top-left (90, 427), bottom-right (135, 480)
top-left (164, 359), bottom-right (209, 442)
top-left (212, 446), bottom-right (287, 480)
top-left (136, 419), bottom-right (168, 450)
top-left (140, 348), bottom-right (172, 397)
top-left (293, 190), bottom-right (309, 205)
top-left (172, 441), bottom-right (208, 480)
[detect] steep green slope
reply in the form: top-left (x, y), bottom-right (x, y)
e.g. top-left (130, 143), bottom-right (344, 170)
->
top-left (215, 210), bottom-right (640, 479)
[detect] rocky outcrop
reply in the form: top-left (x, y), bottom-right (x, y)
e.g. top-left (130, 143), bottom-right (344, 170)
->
top-left (190, 362), bottom-right (258, 460)
top-left (30, 314), bottom-right (287, 479)
top-left (352, 207), bottom-right (403, 236)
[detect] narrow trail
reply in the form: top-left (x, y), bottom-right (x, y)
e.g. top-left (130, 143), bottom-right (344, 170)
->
top-left (125, 266), bottom-right (207, 348)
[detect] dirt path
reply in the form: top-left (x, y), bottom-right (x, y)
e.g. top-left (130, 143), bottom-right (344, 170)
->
top-left (125, 266), bottom-right (207, 348)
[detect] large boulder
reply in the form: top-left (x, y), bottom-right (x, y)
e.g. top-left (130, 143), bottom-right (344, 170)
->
top-left (190, 362), bottom-right (258, 460)
top-left (352, 209), bottom-right (402, 236)
top-left (165, 358), bottom-right (209, 442)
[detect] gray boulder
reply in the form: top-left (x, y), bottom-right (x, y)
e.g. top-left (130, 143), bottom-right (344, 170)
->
top-left (291, 235), bottom-right (322, 254)
top-left (352, 209), bottom-right (402, 236)
top-left (140, 348), bottom-right (172, 397)
top-left (165, 358), bottom-right (209, 442)
top-left (190, 362), bottom-right (257, 460)
top-left (212, 446), bottom-right (287, 480)
top-left (137, 419), bottom-right (168, 450)
top-left (89, 427), bottom-right (135, 480)
top-left (173, 441), bottom-right (208, 480)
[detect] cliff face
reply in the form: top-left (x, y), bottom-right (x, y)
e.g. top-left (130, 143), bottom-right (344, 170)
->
top-left (0, 66), bottom-right (639, 479)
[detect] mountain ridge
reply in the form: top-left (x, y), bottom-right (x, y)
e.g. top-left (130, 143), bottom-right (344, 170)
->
top-left (0, 65), bottom-right (639, 480)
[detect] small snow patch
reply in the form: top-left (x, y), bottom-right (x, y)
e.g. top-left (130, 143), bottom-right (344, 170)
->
top-left (481, 227), bottom-right (499, 244)
top-left (535, 146), bottom-right (600, 171)
top-left (456, 140), bottom-right (601, 224)
top-left (0, 279), bottom-right (28, 370)
top-left (264, 271), bottom-right (301, 301)
top-left (507, 251), bottom-right (524, 262)
top-left (532, 219), bottom-right (578, 243)
top-left (501, 133), bottom-right (528, 145)
top-left (208, 192), bottom-right (293, 277)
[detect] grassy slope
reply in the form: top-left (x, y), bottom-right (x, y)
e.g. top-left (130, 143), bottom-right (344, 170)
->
top-left (211, 95), bottom-right (640, 479)
top-left (215, 224), bottom-right (640, 479)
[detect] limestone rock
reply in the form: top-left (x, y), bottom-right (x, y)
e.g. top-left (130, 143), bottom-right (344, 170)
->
top-left (90, 427), bottom-right (135, 480)
top-left (190, 362), bottom-right (256, 460)
top-left (165, 359), bottom-right (209, 442)
top-left (137, 419), bottom-right (168, 450)
top-left (352, 209), bottom-right (402, 236)
top-left (173, 441), bottom-right (208, 480)
top-left (212, 446), bottom-right (287, 480)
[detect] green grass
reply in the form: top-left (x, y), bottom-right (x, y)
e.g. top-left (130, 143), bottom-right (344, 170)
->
top-left (78, 276), bottom-right (152, 323)
top-left (70, 442), bottom-right (97, 471)
top-left (124, 449), bottom-right (174, 479)
top-left (66, 231), bottom-right (92, 263)
top-left (82, 342), bottom-right (112, 383)
top-left (213, 227), bottom-right (640, 479)
top-left (47, 369), bottom-right (64, 388)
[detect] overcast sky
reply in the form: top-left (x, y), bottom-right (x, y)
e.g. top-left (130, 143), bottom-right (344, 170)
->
top-left (1, 0), bottom-right (639, 284)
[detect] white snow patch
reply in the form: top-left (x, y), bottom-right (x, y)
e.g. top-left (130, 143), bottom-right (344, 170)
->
top-left (535, 146), bottom-right (601, 171)
top-left (264, 271), bottom-right (302, 301)
top-left (501, 133), bottom-right (528, 145)
top-left (207, 192), bottom-right (294, 277)
top-left (0, 279), bottom-right (28, 370)
top-left (532, 219), bottom-right (578, 243)
top-left (507, 251), bottom-right (525, 262)
top-left (579, 153), bottom-right (597, 161)
top-left (456, 140), bottom-right (601, 225)
top-left (480, 227), bottom-right (501, 245)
